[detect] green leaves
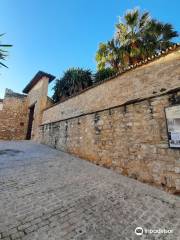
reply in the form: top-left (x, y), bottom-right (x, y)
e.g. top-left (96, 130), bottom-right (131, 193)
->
top-left (0, 61), bottom-right (8, 68)
top-left (124, 9), bottom-right (139, 30)
top-left (96, 8), bottom-right (178, 71)
top-left (96, 43), bottom-right (108, 70)
top-left (115, 23), bottom-right (128, 45)
top-left (0, 44), bottom-right (12, 47)
top-left (52, 68), bottom-right (93, 102)
top-left (96, 39), bottom-right (121, 71)
top-left (53, 8), bottom-right (178, 102)
top-left (139, 12), bottom-right (150, 30)
top-left (94, 68), bottom-right (118, 83)
top-left (0, 34), bottom-right (12, 68)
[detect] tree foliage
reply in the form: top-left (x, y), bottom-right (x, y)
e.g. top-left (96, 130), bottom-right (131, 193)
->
top-left (53, 9), bottom-right (178, 102)
top-left (0, 34), bottom-right (12, 68)
top-left (94, 68), bottom-right (118, 83)
top-left (52, 68), bottom-right (93, 102)
top-left (96, 40), bottom-right (122, 70)
top-left (96, 8), bottom-right (178, 70)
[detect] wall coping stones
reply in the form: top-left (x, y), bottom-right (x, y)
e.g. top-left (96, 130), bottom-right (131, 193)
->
top-left (40, 86), bottom-right (180, 126)
top-left (44, 43), bottom-right (180, 112)
top-left (5, 88), bottom-right (27, 99)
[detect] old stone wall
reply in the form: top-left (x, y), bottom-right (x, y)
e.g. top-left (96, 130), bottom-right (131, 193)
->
top-left (40, 47), bottom-right (180, 193)
top-left (27, 76), bottom-right (49, 140)
top-left (40, 92), bottom-right (180, 193)
top-left (0, 91), bottom-right (28, 140)
top-left (42, 48), bottom-right (180, 124)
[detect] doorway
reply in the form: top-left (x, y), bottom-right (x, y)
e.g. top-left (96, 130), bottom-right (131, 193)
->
top-left (26, 104), bottom-right (35, 140)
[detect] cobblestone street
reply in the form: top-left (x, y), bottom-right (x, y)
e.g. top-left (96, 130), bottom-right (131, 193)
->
top-left (0, 141), bottom-right (179, 240)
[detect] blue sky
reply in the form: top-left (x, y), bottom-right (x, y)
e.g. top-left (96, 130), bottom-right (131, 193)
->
top-left (0, 0), bottom-right (179, 98)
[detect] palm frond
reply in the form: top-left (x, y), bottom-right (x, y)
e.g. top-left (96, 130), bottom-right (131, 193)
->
top-left (0, 61), bottom-right (8, 68)
top-left (124, 9), bottom-right (139, 29)
top-left (0, 33), bottom-right (12, 68)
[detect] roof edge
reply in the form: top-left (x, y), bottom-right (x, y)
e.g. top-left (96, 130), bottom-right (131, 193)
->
top-left (23, 71), bottom-right (55, 94)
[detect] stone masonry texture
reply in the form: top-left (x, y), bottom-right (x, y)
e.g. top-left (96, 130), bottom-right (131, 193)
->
top-left (40, 48), bottom-right (180, 193)
top-left (42, 48), bottom-right (180, 124)
top-left (40, 91), bottom-right (180, 193)
top-left (0, 75), bottom-right (52, 141)
top-left (0, 93), bottom-right (28, 140)
top-left (27, 76), bottom-right (50, 140)
top-left (0, 141), bottom-right (179, 240)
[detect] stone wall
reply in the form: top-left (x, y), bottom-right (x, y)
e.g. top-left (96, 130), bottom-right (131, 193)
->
top-left (42, 48), bottom-right (180, 124)
top-left (0, 73), bottom-right (54, 141)
top-left (0, 90), bottom-right (28, 140)
top-left (40, 92), bottom-right (180, 193)
top-left (40, 47), bottom-right (180, 193)
top-left (27, 76), bottom-right (49, 140)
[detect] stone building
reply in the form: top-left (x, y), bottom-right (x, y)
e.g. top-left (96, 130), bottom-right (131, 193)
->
top-left (0, 45), bottom-right (180, 193)
top-left (22, 71), bottom-right (55, 140)
top-left (0, 72), bottom-right (55, 140)
top-left (0, 89), bottom-right (28, 140)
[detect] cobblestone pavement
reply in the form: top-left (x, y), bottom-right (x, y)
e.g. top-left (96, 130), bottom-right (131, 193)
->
top-left (0, 141), bottom-right (179, 240)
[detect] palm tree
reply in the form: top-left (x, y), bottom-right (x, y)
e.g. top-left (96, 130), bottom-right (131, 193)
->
top-left (96, 8), bottom-right (178, 70)
top-left (96, 39), bottom-right (121, 71)
top-left (115, 9), bottom-right (178, 65)
top-left (52, 79), bottom-right (64, 103)
top-left (94, 68), bottom-right (118, 83)
top-left (0, 34), bottom-right (12, 68)
top-left (52, 68), bottom-right (93, 102)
